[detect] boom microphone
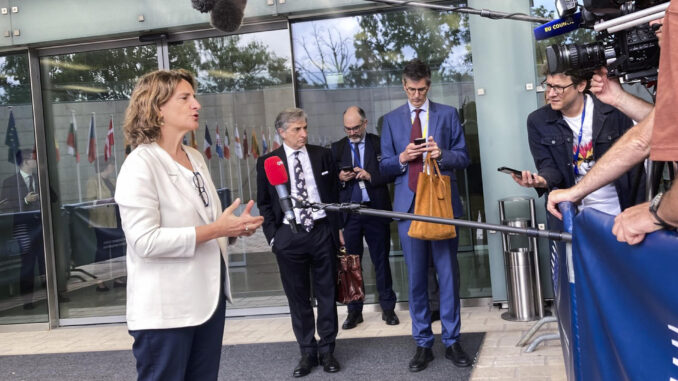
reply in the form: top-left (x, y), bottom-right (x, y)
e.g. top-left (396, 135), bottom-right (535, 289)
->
top-left (533, 12), bottom-right (582, 40)
top-left (264, 156), bottom-right (298, 233)
top-left (210, 0), bottom-right (248, 33)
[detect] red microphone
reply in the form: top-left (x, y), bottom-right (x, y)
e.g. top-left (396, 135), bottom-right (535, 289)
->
top-left (263, 156), bottom-right (298, 233)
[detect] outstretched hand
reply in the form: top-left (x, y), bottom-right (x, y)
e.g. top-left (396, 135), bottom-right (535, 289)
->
top-left (216, 198), bottom-right (264, 238)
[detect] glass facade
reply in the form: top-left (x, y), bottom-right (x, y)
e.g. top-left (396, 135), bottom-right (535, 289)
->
top-left (0, 2), bottom-right (514, 326)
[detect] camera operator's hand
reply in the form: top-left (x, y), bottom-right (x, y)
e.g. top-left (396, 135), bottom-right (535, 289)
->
top-left (590, 67), bottom-right (624, 108)
top-left (511, 170), bottom-right (547, 189)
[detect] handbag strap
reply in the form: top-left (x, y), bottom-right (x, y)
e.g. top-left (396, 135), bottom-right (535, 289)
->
top-left (424, 155), bottom-right (446, 200)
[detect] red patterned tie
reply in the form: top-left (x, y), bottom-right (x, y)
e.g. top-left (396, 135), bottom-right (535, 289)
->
top-left (408, 108), bottom-right (423, 192)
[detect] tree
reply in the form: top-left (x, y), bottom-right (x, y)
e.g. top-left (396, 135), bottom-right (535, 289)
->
top-left (294, 23), bottom-right (355, 88)
top-left (0, 53), bottom-right (32, 105)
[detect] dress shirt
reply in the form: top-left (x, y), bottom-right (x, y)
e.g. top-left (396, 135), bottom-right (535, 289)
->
top-left (20, 170), bottom-right (33, 192)
top-left (283, 143), bottom-right (327, 221)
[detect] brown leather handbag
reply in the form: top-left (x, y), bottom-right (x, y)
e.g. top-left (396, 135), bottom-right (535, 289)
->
top-left (407, 155), bottom-right (457, 240)
top-left (336, 247), bottom-right (365, 304)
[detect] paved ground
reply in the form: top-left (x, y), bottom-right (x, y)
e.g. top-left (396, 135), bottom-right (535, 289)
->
top-left (0, 305), bottom-right (566, 381)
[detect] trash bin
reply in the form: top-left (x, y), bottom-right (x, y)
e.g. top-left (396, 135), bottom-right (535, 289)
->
top-left (502, 247), bottom-right (537, 321)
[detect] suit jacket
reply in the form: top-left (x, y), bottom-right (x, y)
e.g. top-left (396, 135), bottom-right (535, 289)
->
top-left (256, 144), bottom-right (341, 248)
top-left (0, 172), bottom-right (39, 213)
top-left (115, 142), bottom-right (231, 331)
top-left (330, 133), bottom-right (393, 225)
top-left (380, 101), bottom-right (470, 217)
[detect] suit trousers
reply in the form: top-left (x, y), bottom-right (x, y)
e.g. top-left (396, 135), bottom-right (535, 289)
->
top-left (342, 213), bottom-right (396, 312)
top-left (129, 259), bottom-right (226, 381)
top-left (397, 219), bottom-right (461, 348)
top-left (273, 219), bottom-right (338, 355)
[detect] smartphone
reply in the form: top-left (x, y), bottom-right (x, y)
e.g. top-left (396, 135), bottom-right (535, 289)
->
top-left (341, 165), bottom-right (354, 172)
top-left (413, 137), bottom-right (427, 145)
top-left (497, 166), bottom-right (523, 176)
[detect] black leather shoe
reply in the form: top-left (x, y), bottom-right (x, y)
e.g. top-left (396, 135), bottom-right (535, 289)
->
top-left (430, 310), bottom-right (440, 322)
top-left (342, 311), bottom-right (363, 329)
top-left (445, 342), bottom-right (471, 367)
top-left (293, 353), bottom-right (318, 378)
top-left (408, 346), bottom-right (434, 372)
top-left (382, 310), bottom-right (400, 325)
top-left (319, 352), bottom-right (341, 373)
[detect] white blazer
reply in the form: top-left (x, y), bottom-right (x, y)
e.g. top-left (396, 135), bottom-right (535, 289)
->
top-left (115, 142), bottom-right (232, 331)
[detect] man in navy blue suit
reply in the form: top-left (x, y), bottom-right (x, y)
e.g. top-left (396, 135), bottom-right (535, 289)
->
top-left (331, 106), bottom-right (398, 330)
top-left (380, 59), bottom-right (471, 371)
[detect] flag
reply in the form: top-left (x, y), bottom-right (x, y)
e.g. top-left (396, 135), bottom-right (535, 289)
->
top-left (86, 114), bottom-right (97, 163)
top-left (4, 110), bottom-right (21, 164)
top-left (234, 127), bottom-right (243, 159)
top-left (214, 125), bottom-right (224, 159)
top-left (261, 131), bottom-right (268, 154)
top-left (223, 127), bottom-right (231, 159)
top-left (104, 118), bottom-right (114, 161)
top-left (67, 114), bottom-right (80, 162)
top-left (242, 130), bottom-right (249, 159)
top-left (250, 130), bottom-right (260, 159)
top-left (190, 130), bottom-right (198, 149)
top-left (272, 130), bottom-right (281, 150)
top-left (203, 124), bottom-right (212, 159)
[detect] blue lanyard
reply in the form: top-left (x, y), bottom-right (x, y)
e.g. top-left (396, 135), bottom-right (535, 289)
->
top-left (572, 95), bottom-right (587, 177)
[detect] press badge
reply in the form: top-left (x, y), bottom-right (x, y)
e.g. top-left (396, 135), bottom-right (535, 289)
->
top-left (358, 180), bottom-right (366, 190)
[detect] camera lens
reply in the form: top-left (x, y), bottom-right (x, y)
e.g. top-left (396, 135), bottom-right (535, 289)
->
top-left (546, 43), bottom-right (606, 74)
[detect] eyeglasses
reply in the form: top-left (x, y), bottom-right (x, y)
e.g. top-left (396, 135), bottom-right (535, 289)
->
top-left (344, 123), bottom-right (364, 133)
top-left (192, 172), bottom-right (209, 207)
top-left (541, 81), bottom-right (575, 95)
top-left (405, 86), bottom-right (429, 95)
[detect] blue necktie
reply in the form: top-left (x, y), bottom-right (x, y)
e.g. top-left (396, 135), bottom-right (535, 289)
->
top-left (350, 142), bottom-right (363, 203)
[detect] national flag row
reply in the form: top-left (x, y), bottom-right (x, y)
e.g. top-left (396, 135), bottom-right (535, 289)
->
top-left (194, 124), bottom-right (280, 161)
top-left (4, 110), bottom-right (116, 165)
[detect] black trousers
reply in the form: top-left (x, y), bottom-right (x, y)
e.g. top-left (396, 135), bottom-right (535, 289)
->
top-left (273, 219), bottom-right (338, 355)
top-left (342, 213), bottom-right (396, 312)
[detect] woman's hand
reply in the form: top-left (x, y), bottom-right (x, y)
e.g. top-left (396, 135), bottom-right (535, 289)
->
top-left (196, 198), bottom-right (264, 243)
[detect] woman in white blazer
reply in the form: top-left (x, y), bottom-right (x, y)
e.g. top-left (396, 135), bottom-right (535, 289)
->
top-left (115, 69), bottom-right (263, 381)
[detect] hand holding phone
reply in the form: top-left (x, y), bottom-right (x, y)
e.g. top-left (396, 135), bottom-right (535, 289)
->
top-left (413, 137), bottom-right (427, 146)
top-left (497, 166), bottom-right (523, 176)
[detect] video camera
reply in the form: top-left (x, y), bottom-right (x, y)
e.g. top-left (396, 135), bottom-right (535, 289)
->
top-left (542, 0), bottom-right (668, 84)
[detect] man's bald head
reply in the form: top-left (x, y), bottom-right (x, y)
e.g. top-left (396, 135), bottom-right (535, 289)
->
top-left (343, 106), bottom-right (367, 143)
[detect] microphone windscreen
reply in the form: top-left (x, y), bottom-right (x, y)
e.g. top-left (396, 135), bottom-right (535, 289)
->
top-left (533, 13), bottom-right (581, 40)
top-left (264, 156), bottom-right (288, 186)
top-left (210, 0), bottom-right (247, 33)
top-left (192, 0), bottom-right (217, 13)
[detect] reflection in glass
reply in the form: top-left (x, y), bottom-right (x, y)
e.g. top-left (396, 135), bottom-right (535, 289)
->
top-left (40, 45), bottom-right (157, 319)
top-left (292, 7), bottom-right (491, 299)
top-left (169, 30), bottom-right (295, 309)
top-left (0, 53), bottom-right (47, 323)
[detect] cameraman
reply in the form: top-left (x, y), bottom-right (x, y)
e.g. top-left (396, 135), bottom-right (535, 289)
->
top-left (548, 3), bottom-right (678, 244)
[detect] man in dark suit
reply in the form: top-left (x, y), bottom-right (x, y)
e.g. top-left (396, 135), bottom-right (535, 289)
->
top-left (380, 59), bottom-right (472, 371)
top-left (256, 108), bottom-right (341, 378)
top-left (0, 149), bottom-right (45, 310)
top-left (330, 106), bottom-right (398, 330)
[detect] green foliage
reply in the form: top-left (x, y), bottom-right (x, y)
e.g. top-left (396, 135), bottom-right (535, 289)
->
top-left (0, 53), bottom-right (32, 105)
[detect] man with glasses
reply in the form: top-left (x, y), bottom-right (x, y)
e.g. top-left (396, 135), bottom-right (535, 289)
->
top-left (380, 59), bottom-right (471, 372)
top-left (330, 106), bottom-right (398, 330)
top-left (511, 69), bottom-right (645, 216)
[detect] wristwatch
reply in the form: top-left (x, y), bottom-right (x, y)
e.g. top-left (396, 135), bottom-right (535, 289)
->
top-left (649, 192), bottom-right (676, 230)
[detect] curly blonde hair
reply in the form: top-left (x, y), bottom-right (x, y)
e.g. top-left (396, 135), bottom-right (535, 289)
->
top-left (123, 69), bottom-right (197, 148)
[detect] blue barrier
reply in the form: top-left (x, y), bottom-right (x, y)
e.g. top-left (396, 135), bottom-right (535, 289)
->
top-left (554, 203), bottom-right (678, 381)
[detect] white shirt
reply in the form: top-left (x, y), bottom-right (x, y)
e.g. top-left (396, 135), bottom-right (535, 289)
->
top-left (563, 94), bottom-right (621, 215)
top-left (283, 143), bottom-right (327, 221)
top-left (20, 170), bottom-right (34, 192)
